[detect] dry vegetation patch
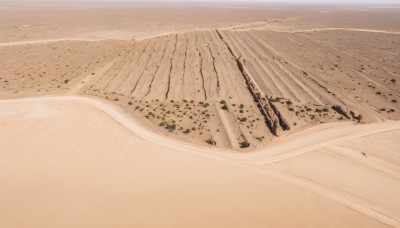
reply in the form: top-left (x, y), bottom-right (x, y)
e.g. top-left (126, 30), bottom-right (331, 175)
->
top-left (1, 27), bottom-right (399, 150)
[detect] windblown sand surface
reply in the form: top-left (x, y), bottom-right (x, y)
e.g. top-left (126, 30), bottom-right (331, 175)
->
top-left (0, 2), bottom-right (400, 227)
top-left (0, 97), bottom-right (399, 227)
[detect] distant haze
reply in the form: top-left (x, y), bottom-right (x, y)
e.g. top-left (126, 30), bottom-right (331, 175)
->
top-left (1, 0), bottom-right (400, 3)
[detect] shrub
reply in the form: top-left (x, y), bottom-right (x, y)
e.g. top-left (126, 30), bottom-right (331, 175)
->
top-left (240, 141), bottom-right (250, 148)
top-left (240, 117), bottom-right (247, 122)
top-left (221, 104), bottom-right (228, 110)
top-left (64, 79), bottom-right (69, 84)
top-left (286, 100), bottom-right (293, 105)
top-left (128, 101), bottom-right (133, 105)
top-left (183, 129), bottom-right (190, 134)
top-left (288, 108), bottom-right (294, 112)
top-left (391, 79), bottom-right (396, 84)
top-left (376, 92), bottom-right (382, 95)
top-left (239, 110), bottom-right (244, 113)
top-left (205, 139), bottom-right (216, 145)
top-left (391, 99), bottom-right (397, 103)
top-left (239, 104), bottom-right (244, 109)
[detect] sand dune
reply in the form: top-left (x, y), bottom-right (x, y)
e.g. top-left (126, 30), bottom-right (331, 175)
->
top-left (0, 96), bottom-right (399, 227)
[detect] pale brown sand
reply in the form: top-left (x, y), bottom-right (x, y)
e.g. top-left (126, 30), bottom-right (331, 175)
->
top-left (0, 96), bottom-right (399, 227)
top-left (0, 3), bottom-right (399, 227)
top-left (1, 4), bottom-right (399, 149)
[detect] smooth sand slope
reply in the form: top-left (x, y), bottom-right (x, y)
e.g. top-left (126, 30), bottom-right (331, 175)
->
top-left (0, 96), bottom-right (400, 228)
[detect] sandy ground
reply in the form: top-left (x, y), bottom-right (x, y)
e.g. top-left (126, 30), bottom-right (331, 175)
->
top-left (0, 2), bottom-right (400, 227)
top-left (1, 3), bottom-right (399, 149)
top-left (0, 96), bottom-right (399, 227)
top-left (1, 26), bottom-right (399, 149)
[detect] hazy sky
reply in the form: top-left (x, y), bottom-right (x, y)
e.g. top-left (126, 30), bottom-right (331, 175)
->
top-left (2, 0), bottom-right (400, 4)
top-left (9, 0), bottom-right (400, 2)
top-left (75, 0), bottom-right (400, 3)
top-left (94, 0), bottom-right (400, 2)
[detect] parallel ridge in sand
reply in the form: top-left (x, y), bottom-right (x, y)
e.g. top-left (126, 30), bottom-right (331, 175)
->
top-left (1, 28), bottom-right (399, 149)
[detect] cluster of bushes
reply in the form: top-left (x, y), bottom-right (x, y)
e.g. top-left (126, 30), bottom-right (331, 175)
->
top-left (159, 122), bottom-right (176, 132)
top-left (315, 108), bottom-right (329, 113)
top-left (269, 97), bottom-right (284, 103)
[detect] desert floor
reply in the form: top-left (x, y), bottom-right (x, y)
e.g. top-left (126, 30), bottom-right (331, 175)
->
top-left (0, 2), bottom-right (400, 227)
